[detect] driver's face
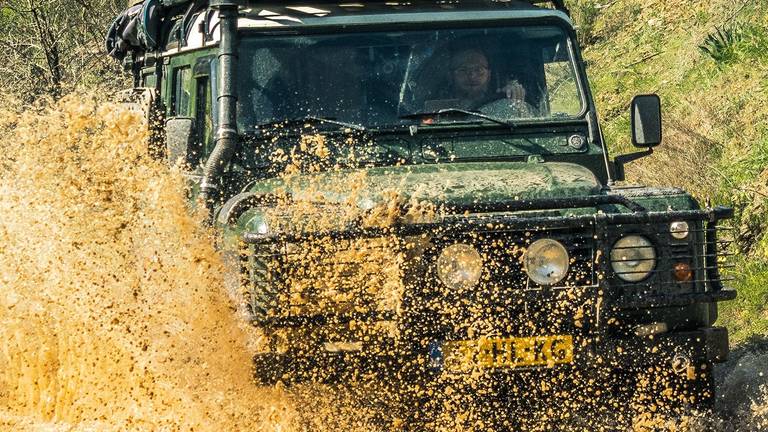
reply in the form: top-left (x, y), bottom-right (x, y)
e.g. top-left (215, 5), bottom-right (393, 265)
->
top-left (451, 50), bottom-right (490, 100)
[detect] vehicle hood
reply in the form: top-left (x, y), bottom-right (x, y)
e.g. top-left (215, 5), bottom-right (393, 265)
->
top-left (245, 161), bottom-right (601, 209)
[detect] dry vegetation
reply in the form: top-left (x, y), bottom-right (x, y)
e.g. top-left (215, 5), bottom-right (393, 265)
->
top-left (0, 0), bottom-right (129, 100)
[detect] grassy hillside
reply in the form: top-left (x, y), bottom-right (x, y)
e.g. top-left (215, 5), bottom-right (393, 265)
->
top-left (570, 0), bottom-right (768, 342)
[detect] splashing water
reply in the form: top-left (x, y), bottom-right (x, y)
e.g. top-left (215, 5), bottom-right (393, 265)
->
top-left (1, 95), bottom-right (767, 431)
top-left (0, 96), bottom-right (298, 431)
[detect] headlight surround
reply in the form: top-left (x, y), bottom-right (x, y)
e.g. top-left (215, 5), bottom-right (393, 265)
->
top-left (610, 235), bottom-right (656, 282)
top-left (436, 244), bottom-right (484, 290)
top-left (523, 239), bottom-right (570, 286)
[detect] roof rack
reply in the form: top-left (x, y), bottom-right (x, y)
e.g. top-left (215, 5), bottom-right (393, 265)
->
top-left (109, 0), bottom-right (572, 59)
top-left (155, 0), bottom-right (570, 15)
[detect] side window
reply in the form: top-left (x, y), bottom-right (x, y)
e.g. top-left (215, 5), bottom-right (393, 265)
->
top-left (172, 67), bottom-right (191, 116)
top-left (188, 77), bottom-right (213, 168)
top-left (163, 19), bottom-right (183, 51)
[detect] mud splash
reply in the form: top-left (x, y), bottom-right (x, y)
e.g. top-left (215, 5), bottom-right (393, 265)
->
top-left (1, 95), bottom-right (767, 431)
top-left (0, 96), bottom-right (298, 431)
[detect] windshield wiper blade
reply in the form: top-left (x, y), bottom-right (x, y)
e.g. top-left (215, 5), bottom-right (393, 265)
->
top-left (255, 116), bottom-right (366, 133)
top-left (400, 108), bottom-right (514, 128)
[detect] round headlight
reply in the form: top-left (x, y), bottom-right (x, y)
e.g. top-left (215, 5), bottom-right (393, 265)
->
top-left (670, 221), bottom-right (690, 240)
top-left (436, 244), bottom-right (484, 290)
top-left (524, 239), bottom-right (569, 286)
top-left (611, 235), bottom-right (656, 282)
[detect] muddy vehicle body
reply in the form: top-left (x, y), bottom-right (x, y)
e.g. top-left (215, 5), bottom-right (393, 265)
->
top-left (108, 0), bottom-right (736, 426)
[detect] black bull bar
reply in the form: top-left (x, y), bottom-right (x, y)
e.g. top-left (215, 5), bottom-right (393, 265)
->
top-left (241, 195), bottom-right (736, 329)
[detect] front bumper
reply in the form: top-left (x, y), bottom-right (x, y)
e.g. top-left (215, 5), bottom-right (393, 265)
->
top-left (591, 326), bottom-right (729, 368)
top-left (253, 326), bottom-right (729, 385)
top-left (424, 326), bottom-right (730, 374)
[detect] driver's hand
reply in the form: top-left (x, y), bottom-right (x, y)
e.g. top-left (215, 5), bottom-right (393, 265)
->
top-left (500, 80), bottom-right (526, 101)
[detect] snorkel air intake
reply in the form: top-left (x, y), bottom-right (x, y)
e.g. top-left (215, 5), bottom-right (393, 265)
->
top-left (200, 0), bottom-right (239, 214)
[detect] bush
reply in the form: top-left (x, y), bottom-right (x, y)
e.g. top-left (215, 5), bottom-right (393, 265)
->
top-left (570, 0), bottom-right (602, 46)
top-left (700, 23), bottom-right (768, 67)
top-left (699, 26), bottom-right (742, 65)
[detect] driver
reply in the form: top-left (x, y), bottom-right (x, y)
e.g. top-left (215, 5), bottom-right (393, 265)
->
top-left (449, 47), bottom-right (531, 114)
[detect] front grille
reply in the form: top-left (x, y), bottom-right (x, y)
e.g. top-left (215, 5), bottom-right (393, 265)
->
top-left (241, 208), bottom-right (735, 331)
top-left (243, 236), bottom-right (404, 324)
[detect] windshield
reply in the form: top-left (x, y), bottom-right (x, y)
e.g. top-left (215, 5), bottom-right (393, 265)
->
top-left (237, 25), bottom-right (584, 130)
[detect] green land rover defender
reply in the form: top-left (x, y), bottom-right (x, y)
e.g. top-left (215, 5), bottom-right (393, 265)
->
top-left (108, 0), bottom-right (736, 427)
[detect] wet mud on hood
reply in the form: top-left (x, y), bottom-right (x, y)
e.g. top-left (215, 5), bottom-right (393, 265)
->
top-left (244, 161), bottom-right (601, 210)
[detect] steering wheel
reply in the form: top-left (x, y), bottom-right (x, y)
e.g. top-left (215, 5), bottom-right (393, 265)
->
top-left (477, 97), bottom-right (535, 119)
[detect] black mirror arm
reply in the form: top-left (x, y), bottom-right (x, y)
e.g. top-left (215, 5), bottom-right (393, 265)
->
top-left (613, 148), bottom-right (653, 182)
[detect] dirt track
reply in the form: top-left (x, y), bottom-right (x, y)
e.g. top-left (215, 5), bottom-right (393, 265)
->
top-left (711, 338), bottom-right (768, 430)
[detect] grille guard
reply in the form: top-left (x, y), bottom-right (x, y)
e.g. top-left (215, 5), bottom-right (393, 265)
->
top-left (241, 194), bottom-right (735, 330)
top-left (243, 195), bottom-right (731, 244)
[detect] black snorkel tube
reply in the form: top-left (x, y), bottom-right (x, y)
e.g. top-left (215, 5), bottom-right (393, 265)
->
top-left (200, 0), bottom-right (240, 215)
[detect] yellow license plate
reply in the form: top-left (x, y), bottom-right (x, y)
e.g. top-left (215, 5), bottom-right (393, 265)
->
top-left (443, 335), bottom-right (574, 371)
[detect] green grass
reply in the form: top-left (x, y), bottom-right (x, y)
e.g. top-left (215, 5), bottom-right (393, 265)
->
top-left (719, 258), bottom-right (768, 343)
top-left (570, 0), bottom-right (768, 343)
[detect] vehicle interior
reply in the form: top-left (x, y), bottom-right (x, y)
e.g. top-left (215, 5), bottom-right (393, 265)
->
top-left (236, 25), bottom-right (582, 131)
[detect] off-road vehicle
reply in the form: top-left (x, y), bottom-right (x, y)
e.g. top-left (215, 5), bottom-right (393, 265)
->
top-left (108, 0), bottom-right (736, 427)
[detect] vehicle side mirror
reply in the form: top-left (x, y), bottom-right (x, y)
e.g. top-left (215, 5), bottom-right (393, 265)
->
top-left (631, 94), bottom-right (662, 148)
top-left (165, 117), bottom-right (196, 167)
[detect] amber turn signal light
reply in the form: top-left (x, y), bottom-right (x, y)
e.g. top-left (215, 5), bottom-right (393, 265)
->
top-left (673, 263), bottom-right (693, 282)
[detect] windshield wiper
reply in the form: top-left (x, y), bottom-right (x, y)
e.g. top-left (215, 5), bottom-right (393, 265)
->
top-left (400, 108), bottom-right (515, 129)
top-left (254, 116), bottom-right (366, 134)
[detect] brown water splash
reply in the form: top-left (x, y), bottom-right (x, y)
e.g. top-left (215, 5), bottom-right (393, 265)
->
top-left (1, 94), bottom-right (766, 432)
top-left (0, 96), bottom-right (298, 431)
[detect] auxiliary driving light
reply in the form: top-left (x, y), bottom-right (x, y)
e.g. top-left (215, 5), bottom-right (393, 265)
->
top-left (436, 244), bottom-right (484, 290)
top-left (670, 221), bottom-right (690, 240)
top-left (610, 235), bottom-right (656, 282)
top-left (524, 239), bottom-right (569, 286)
